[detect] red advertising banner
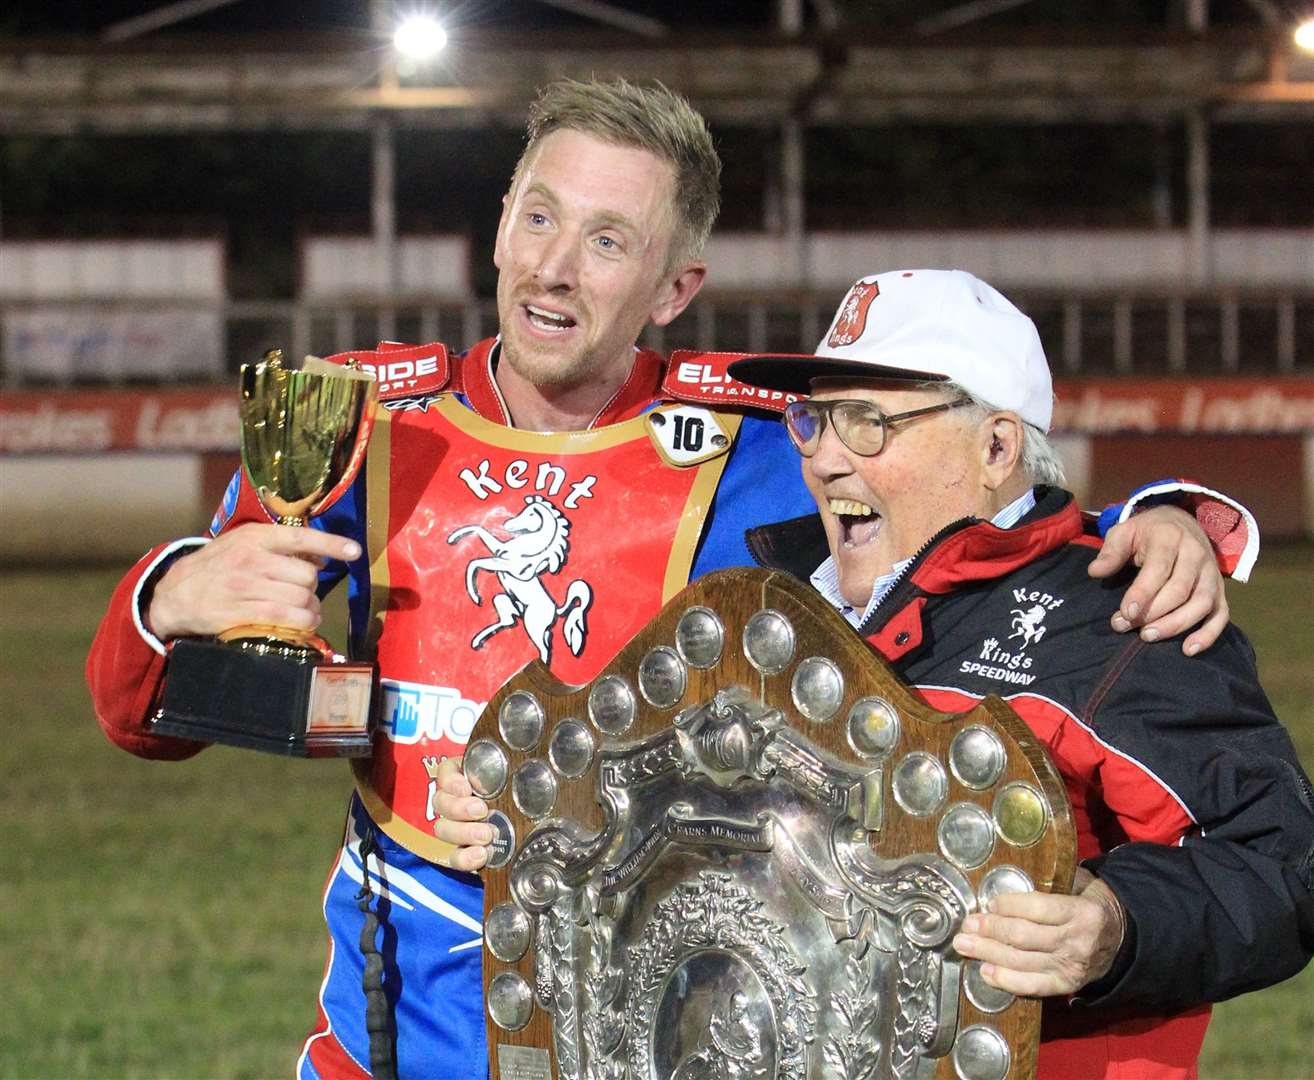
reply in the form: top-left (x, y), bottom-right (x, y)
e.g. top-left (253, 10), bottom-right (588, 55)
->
top-left (0, 387), bottom-right (238, 453)
top-left (1051, 376), bottom-right (1314, 435)
top-left (1, 376), bottom-right (1312, 453)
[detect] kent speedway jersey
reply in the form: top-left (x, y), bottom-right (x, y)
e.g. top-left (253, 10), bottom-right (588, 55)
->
top-left (231, 339), bottom-right (816, 857)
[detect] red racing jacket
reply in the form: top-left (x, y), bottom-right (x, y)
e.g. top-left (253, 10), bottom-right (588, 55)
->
top-left (747, 486), bottom-right (1314, 1080)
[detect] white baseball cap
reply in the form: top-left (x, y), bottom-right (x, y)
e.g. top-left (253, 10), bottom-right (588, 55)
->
top-left (728, 268), bottom-right (1054, 431)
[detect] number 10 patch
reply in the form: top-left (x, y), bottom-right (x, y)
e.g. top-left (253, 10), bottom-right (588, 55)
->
top-left (643, 404), bottom-right (736, 468)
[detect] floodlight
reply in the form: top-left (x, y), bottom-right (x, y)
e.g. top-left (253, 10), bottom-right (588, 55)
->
top-left (394, 14), bottom-right (448, 60)
top-left (1295, 18), bottom-right (1314, 52)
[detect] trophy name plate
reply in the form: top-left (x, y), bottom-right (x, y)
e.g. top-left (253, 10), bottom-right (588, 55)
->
top-left (154, 640), bottom-right (376, 756)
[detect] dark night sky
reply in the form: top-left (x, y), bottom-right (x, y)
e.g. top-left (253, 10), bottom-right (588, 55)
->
top-left (2, 1), bottom-right (1281, 38)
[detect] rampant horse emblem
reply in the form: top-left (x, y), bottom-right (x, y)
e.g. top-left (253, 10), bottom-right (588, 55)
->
top-left (448, 494), bottom-right (592, 664)
top-left (1009, 604), bottom-right (1048, 648)
top-left (828, 281), bottom-right (879, 348)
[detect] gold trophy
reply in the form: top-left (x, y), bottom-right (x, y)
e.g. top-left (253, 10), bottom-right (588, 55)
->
top-left (152, 350), bottom-right (380, 757)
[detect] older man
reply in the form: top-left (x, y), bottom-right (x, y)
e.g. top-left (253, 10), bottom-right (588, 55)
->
top-left (723, 269), bottom-right (1314, 1078)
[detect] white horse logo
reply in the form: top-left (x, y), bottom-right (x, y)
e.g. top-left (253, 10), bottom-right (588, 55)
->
top-left (448, 494), bottom-right (592, 664)
top-left (1009, 604), bottom-right (1048, 649)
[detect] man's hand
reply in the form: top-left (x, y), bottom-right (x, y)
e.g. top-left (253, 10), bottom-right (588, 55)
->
top-left (1089, 504), bottom-right (1227, 655)
top-left (146, 523), bottom-right (360, 641)
top-left (952, 867), bottom-right (1126, 998)
top-left (430, 756), bottom-right (494, 872)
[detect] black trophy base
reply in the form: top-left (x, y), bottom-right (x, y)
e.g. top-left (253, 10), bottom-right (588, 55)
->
top-left (153, 638), bottom-right (376, 758)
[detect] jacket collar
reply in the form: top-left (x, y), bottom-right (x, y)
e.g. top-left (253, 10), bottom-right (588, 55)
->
top-left (454, 338), bottom-right (668, 429)
top-left (748, 487), bottom-right (1084, 600)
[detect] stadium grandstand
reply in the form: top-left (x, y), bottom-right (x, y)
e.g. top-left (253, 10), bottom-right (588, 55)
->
top-left (2, 0), bottom-right (1312, 558)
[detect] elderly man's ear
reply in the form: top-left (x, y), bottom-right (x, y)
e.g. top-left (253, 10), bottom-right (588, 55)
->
top-left (981, 414), bottom-right (1024, 490)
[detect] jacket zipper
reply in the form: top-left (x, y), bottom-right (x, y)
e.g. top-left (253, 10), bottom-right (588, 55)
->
top-left (855, 515), bottom-right (981, 637)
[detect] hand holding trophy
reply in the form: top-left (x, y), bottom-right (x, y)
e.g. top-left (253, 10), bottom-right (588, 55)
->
top-left (152, 350), bottom-right (380, 757)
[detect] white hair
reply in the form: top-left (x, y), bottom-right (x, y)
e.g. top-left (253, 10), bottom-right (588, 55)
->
top-left (932, 381), bottom-right (1066, 486)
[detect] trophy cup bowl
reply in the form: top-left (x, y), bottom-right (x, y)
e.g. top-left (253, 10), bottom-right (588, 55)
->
top-left (152, 350), bottom-right (381, 757)
top-left (220, 351), bottom-right (378, 654)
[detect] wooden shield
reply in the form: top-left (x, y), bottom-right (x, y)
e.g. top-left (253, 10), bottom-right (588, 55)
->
top-left (466, 567), bottom-right (1075, 1080)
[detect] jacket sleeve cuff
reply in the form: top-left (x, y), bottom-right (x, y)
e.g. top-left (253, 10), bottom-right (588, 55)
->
top-left (1098, 478), bottom-right (1259, 582)
top-left (1071, 860), bottom-right (1140, 1006)
top-left (132, 537), bottom-right (210, 655)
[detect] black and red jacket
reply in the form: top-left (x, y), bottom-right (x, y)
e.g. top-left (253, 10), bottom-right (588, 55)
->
top-left (748, 486), bottom-right (1314, 1079)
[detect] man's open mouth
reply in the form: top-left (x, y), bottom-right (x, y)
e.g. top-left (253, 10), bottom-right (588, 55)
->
top-left (525, 304), bottom-right (577, 332)
top-left (829, 498), bottom-right (882, 548)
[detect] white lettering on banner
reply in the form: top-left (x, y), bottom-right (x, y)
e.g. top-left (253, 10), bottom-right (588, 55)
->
top-left (1052, 391), bottom-right (1158, 433)
top-left (378, 678), bottom-right (483, 746)
top-left (0, 403), bottom-right (113, 452)
top-left (358, 356), bottom-right (440, 394)
top-left (135, 399), bottom-right (239, 451)
top-left (1179, 387), bottom-right (1314, 434)
top-left (458, 457), bottom-right (598, 506)
top-left (1050, 385), bottom-right (1314, 434)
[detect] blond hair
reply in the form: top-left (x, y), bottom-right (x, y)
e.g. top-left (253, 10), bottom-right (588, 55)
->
top-left (514, 77), bottom-right (721, 267)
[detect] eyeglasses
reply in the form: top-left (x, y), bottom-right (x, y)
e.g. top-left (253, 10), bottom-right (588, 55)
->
top-left (782, 397), bottom-right (974, 457)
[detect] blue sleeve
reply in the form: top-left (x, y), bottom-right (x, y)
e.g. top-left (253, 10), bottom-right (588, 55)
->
top-left (311, 468), bottom-right (372, 655)
top-left (1096, 478), bottom-right (1193, 538)
top-left (691, 413), bottom-right (814, 579)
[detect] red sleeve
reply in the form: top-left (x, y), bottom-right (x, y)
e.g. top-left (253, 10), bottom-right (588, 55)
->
top-left (1105, 480), bottom-right (1259, 582)
top-left (85, 542), bottom-right (208, 761)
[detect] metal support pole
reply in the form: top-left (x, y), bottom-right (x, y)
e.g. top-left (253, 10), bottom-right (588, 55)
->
top-left (1062, 299), bottom-right (1083, 373)
top-left (748, 303), bottom-right (768, 353)
top-left (1220, 295), bottom-right (1240, 371)
top-left (1152, 121), bottom-right (1173, 228)
top-left (777, 0), bottom-right (803, 35)
top-left (371, 0), bottom-right (398, 339)
top-left (1113, 299), bottom-right (1134, 372)
top-left (1277, 296), bottom-right (1296, 372)
top-left (373, 119), bottom-right (398, 339)
top-left (1168, 298), bottom-right (1187, 372)
top-left (1186, 109), bottom-right (1212, 288)
top-left (697, 302), bottom-right (717, 351)
top-left (781, 116), bottom-right (807, 286)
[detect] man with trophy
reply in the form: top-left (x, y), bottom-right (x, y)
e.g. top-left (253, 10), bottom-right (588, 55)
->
top-left (87, 79), bottom-right (1263, 1079)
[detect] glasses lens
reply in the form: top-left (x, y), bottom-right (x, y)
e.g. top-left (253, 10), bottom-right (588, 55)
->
top-left (784, 402), bottom-right (821, 452)
top-left (833, 401), bottom-right (886, 455)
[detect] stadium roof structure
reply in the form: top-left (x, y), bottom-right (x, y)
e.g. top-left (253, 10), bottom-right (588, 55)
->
top-left (3, 9), bottom-right (1313, 134)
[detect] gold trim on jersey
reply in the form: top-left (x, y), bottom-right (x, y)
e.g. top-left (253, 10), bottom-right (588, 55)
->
top-left (431, 392), bottom-right (651, 453)
top-left (352, 392), bottom-right (743, 865)
top-left (662, 411), bottom-right (743, 603)
top-left (363, 400), bottom-right (393, 660)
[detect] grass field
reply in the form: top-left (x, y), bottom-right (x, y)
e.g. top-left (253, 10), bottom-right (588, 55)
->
top-left (2, 549), bottom-right (1312, 1079)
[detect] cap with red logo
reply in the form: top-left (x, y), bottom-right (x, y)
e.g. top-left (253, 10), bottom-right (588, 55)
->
top-left (727, 269), bottom-right (1054, 432)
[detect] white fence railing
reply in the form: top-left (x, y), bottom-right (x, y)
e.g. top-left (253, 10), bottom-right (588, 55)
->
top-left (2, 289), bottom-right (1311, 385)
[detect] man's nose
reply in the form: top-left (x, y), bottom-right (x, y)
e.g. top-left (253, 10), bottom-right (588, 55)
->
top-left (532, 229), bottom-right (580, 291)
top-left (807, 418), bottom-right (856, 478)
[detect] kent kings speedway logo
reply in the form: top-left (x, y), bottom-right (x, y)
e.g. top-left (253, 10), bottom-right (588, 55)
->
top-left (959, 587), bottom-right (1065, 687)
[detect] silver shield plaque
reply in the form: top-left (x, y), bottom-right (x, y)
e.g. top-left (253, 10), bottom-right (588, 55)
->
top-left (470, 568), bottom-right (1075, 1080)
